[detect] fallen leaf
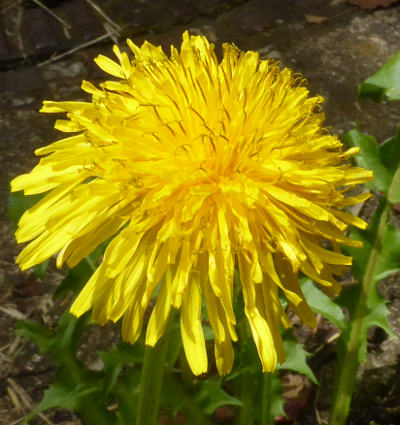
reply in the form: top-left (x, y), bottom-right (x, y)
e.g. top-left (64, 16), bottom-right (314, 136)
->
top-left (347, 0), bottom-right (400, 9)
top-left (305, 14), bottom-right (329, 23)
top-left (278, 374), bottom-right (313, 423)
top-left (0, 306), bottom-right (27, 320)
top-left (282, 374), bottom-right (305, 399)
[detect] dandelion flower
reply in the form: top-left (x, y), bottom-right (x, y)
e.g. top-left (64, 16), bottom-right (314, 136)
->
top-left (11, 32), bottom-right (372, 375)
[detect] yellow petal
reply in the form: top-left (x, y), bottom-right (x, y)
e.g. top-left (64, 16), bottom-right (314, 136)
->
top-left (180, 275), bottom-right (208, 375)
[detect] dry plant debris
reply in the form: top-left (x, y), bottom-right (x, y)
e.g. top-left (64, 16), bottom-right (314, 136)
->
top-left (347, 0), bottom-right (400, 9)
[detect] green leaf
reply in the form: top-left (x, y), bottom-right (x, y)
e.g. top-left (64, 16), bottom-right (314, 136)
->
top-left (379, 128), bottom-right (400, 174)
top-left (379, 129), bottom-right (400, 203)
top-left (22, 380), bottom-right (100, 424)
top-left (194, 378), bottom-right (242, 416)
top-left (266, 374), bottom-right (286, 422)
top-left (339, 199), bottom-right (397, 363)
top-left (17, 312), bottom-right (118, 425)
top-left (343, 129), bottom-right (391, 193)
top-left (300, 278), bottom-right (347, 331)
top-left (161, 375), bottom-right (213, 425)
top-left (375, 223), bottom-right (400, 281)
top-left (347, 199), bottom-right (400, 286)
top-left (33, 259), bottom-right (50, 279)
top-left (112, 368), bottom-right (141, 425)
top-left (55, 242), bottom-right (107, 298)
top-left (55, 258), bottom-right (94, 298)
top-left (368, 421), bottom-right (394, 425)
top-left (15, 320), bottom-right (54, 353)
top-left (16, 311), bottom-right (90, 381)
top-left (21, 378), bottom-right (118, 425)
top-left (8, 192), bottom-right (49, 279)
top-left (100, 342), bottom-right (144, 396)
top-left (340, 284), bottom-right (393, 363)
top-left (279, 333), bottom-right (318, 384)
top-left (7, 191), bottom-right (43, 230)
top-left (358, 50), bottom-right (400, 101)
top-left (343, 128), bottom-right (400, 202)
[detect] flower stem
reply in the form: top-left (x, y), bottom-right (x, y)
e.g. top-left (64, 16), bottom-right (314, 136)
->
top-left (234, 369), bottom-right (254, 425)
top-left (136, 312), bottom-right (176, 425)
top-left (261, 372), bottom-right (274, 425)
top-left (234, 315), bottom-right (254, 425)
top-left (329, 199), bottom-right (391, 425)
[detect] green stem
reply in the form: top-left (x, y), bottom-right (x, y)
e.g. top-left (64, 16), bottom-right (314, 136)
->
top-left (329, 200), bottom-right (391, 425)
top-left (136, 312), bottom-right (176, 425)
top-left (165, 375), bottom-right (213, 425)
top-left (261, 372), bottom-right (274, 425)
top-left (234, 317), bottom-right (254, 425)
top-left (234, 370), bottom-right (254, 425)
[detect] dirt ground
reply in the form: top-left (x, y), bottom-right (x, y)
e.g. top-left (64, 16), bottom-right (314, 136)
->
top-left (1, 0), bottom-right (400, 424)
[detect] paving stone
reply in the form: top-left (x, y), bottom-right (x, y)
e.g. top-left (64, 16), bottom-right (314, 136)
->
top-left (163, 0), bottom-right (198, 21)
top-left (0, 0), bottom-right (245, 66)
top-left (112, 1), bottom-right (153, 32)
top-left (21, 7), bottom-right (60, 56)
top-left (0, 4), bottom-right (27, 67)
top-left (0, 66), bottom-right (44, 94)
top-left (0, 26), bottom-right (9, 63)
top-left (60, 0), bottom-right (104, 42)
top-left (217, 0), bottom-right (304, 41)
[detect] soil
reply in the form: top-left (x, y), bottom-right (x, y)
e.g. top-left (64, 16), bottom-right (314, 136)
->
top-left (1, 0), bottom-right (400, 424)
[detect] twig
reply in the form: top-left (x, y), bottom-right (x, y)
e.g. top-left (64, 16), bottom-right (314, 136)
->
top-left (37, 29), bottom-right (119, 67)
top-left (103, 21), bottom-right (119, 45)
top-left (7, 378), bottom-right (55, 425)
top-left (1, 1), bottom-right (18, 14)
top-left (0, 306), bottom-right (27, 320)
top-left (314, 385), bottom-right (326, 425)
top-left (31, 0), bottom-right (72, 31)
top-left (7, 386), bottom-right (22, 413)
top-left (0, 285), bottom-right (13, 303)
top-left (7, 336), bottom-right (23, 356)
top-left (15, 0), bottom-right (26, 59)
top-left (85, 0), bottom-right (122, 33)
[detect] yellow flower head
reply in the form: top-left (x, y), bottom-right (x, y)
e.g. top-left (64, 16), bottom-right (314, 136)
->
top-left (12, 32), bottom-right (372, 375)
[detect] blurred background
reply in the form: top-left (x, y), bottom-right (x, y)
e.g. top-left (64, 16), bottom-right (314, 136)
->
top-left (1, 1), bottom-right (400, 424)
